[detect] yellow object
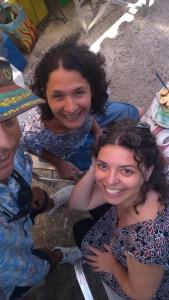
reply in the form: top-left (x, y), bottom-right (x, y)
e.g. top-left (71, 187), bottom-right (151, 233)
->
top-left (7, 0), bottom-right (48, 26)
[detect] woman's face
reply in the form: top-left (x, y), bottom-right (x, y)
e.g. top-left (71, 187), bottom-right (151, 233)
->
top-left (46, 67), bottom-right (92, 130)
top-left (95, 144), bottom-right (146, 207)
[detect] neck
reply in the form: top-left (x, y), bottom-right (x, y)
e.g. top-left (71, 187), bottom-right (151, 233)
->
top-left (44, 117), bottom-right (70, 133)
top-left (117, 193), bottom-right (142, 214)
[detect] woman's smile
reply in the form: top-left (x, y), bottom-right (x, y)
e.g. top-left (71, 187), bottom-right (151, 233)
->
top-left (46, 67), bottom-right (91, 131)
top-left (95, 145), bottom-right (144, 207)
top-left (105, 186), bottom-right (125, 196)
top-left (62, 110), bottom-right (82, 120)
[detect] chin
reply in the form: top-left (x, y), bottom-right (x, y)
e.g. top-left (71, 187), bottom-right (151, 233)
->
top-left (0, 164), bottom-right (14, 182)
top-left (103, 191), bottom-right (125, 206)
top-left (66, 120), bottom-right (85, 129)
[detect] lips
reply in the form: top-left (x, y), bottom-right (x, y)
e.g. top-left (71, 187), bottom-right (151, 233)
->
top-left (105, 187), bottom-right (124, 195)
top-left (0, 151), bottom-right (14, 167)
top-left (63, 111), bottom-right (81, 120)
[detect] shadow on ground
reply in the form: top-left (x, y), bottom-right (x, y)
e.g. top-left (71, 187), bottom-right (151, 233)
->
top-left (25, 263), bottom-right (108, 300)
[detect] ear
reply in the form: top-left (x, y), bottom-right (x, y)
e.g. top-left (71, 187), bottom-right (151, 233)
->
top-left (144, 166), bottom-right (154, 182)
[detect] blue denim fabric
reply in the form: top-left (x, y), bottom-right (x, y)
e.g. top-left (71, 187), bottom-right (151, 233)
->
top-left (69, 101), bottom-right (139, 171)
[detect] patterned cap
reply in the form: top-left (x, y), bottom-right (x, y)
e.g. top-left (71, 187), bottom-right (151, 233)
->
top-left (0, 58), bottom-right (44, 122)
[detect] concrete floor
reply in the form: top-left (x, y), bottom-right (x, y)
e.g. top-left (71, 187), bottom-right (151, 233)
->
top-left (23, 0), bottom-right (169, 299)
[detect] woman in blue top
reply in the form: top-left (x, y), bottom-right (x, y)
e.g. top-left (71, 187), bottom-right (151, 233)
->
top-left (22, 34), bottom-right (142, 181)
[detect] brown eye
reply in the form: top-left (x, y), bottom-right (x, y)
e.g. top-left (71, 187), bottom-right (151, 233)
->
top-left (96, 161), bottom-right (107, 171)
top-left (121, 168), bottom-right (134, 176)
top-left (54, 95), bottom-right (63, 100)
top-left (75, 90), bottom-right (85, 97)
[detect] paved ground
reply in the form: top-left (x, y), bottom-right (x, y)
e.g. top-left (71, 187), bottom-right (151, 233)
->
top-left (23, 0), bottom-right (169, 299)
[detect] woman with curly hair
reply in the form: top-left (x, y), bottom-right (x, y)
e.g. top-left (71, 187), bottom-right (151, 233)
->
top-left (70, 119), bottom-right (169, 300)
top-left (22, 34), bottom-right (141, 181)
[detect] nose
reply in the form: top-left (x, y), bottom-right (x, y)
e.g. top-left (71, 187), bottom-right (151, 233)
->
top-left (106, 169), bottom-right (120, 186)
top-left (64, 96), bottom-right (77, 113)
top-left (0, 124), bottom-right (13, 149)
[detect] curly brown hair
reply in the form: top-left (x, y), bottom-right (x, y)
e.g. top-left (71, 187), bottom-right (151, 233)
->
top-left (92, 119), bottom-right (169, 209)
top-left (31, 33), bottom-right (109, 120)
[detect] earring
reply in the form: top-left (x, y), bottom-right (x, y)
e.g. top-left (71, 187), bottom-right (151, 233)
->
top-left (144, 174), bottom-right (149, 182)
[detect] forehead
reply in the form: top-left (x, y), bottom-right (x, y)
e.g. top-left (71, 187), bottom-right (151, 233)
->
top-left (98, 145), bottom-right (137, 166)
top-left (47, 67), bottom-right (89, 87)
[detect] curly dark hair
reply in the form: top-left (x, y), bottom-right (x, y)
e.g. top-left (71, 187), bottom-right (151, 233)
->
top-left (31, 33), bottom-right (109, 120)
top-left (92, 119), bottom-right (169, 209)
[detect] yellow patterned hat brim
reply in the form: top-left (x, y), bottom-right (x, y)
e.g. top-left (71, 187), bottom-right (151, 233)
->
top-left (0, 84), bottom-right (45, 121)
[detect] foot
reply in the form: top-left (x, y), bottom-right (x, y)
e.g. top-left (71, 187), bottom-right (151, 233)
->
top-left (52, 246), bottom-right (82, 264)
top-left (48, 185), bottom-right (75, 214)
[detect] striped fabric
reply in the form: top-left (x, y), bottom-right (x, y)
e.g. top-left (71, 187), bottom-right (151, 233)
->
top-left (0, 59), bottom-right (44, 121)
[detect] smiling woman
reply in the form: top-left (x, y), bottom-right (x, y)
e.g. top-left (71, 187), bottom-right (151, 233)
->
top-left (94, 144), bottom-right (144, 207)
top-left (70, 119), bottom-right (169, 300)
top-left (22, 33), bottom-right (140, 181)
top-left (45, 67), bottom-right (91, 131)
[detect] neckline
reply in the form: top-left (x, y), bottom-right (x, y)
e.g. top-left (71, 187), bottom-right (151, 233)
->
top-left (43, 115), bottom-right (92, 135)
top-left (114, 205), bottom-right (167, 229)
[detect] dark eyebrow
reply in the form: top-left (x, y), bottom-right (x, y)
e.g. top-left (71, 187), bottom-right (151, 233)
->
top-left (73, 87), bottom-right (85, 92)
top-left (52, 90), bottom-right (64, 95)
top-left (51, 86), bottom-right (85, 94)
top-left (97, 159), bottom-right (137, 169)
top-left (96, 159), bottom-right (106, 164)
top-left (119, 165), bottom-right (137, 169)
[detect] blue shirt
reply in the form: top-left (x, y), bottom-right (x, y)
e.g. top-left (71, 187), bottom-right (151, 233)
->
top-left (22, 107), bottom-right (93, 159)
top-left (22, 102), bottom-right (139, 171)
top-left (0, 145), bottom-right (50, 300)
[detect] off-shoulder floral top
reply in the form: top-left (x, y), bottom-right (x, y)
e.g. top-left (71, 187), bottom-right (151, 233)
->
top-left (81, 205), bottom-right (169, 299)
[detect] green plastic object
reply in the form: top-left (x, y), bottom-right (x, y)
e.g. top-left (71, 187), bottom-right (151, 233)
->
top-left (57, 0), bottom-right (71, 7)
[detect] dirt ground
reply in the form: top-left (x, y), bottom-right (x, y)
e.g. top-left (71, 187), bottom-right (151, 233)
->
top-left (23, 0), bottom-right (169, 299)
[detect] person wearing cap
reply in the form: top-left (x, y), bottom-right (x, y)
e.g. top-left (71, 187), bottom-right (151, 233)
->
top-left (0, 58), bottom-right (82, 300)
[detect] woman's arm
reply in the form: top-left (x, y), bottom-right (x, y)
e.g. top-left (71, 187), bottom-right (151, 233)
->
top-left (69, 162), bottom-right (105, 211)
top-left (40, 150), bottom-right (82, 181)
top-left (119, 252), bottom-right (164, 299)
top-left (87, 246), bottom-right (164, 300)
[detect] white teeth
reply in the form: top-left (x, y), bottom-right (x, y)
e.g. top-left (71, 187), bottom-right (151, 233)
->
top-left (63, 112), bottom-right (81, 119)
top-left (0, 154), bottom-right (9, 161)
top-left (65, 116), bottom-right (78, 119)
top-left (106, 188), bottom-right (121, 195)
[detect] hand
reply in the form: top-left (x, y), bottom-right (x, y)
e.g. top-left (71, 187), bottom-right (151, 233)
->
top-left (86, 245), bottom-right (117, 273)
top-left (91, 117), bottom-right (103, 141)
top-left (95, 126), bottom-right (103, 139)
top-left (32, 187), bottom-right (54, 212)
top-left (56, 160), bottom-right (83, 182)
top-left (39, 247), bottom-right (63, 268)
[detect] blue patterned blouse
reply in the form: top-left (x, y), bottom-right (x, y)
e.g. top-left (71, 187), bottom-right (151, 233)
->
top-left (22, 107), bottom-right (92, 159)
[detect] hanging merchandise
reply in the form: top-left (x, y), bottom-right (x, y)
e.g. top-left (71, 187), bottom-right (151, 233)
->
top-left (2, 31), bottom-right (27, 71)
top-left (8, 0), bottom-right (48, 26)
top-left (0, 3), bottom-right (37, 53)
